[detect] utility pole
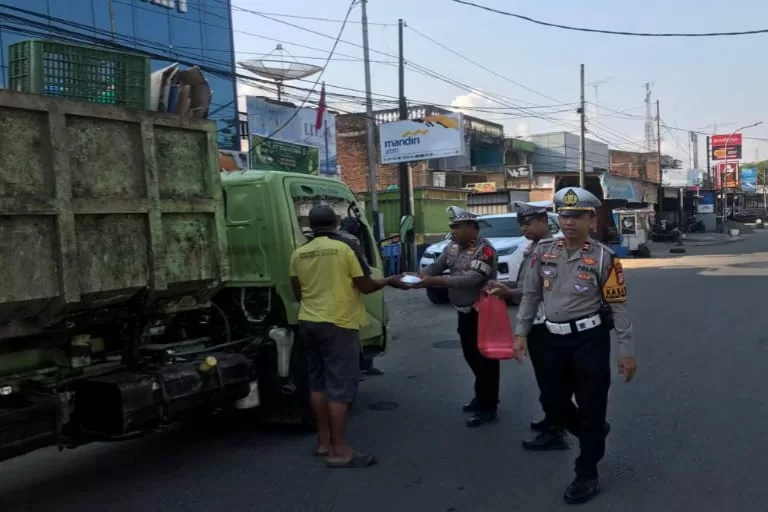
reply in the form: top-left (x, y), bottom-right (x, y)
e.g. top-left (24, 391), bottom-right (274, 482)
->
top-left (690, 131), bottom-right (699, 169)
top-left (706, 135), bottom-right (711, 187)
top-left (578, 64), bottom-right (586, 188)
top-left (656, 100), bottom-right (663, 217)
top-left (360, 0), bottom-right (381, 241)
top-left (398, 19), bottom-right (414, 271)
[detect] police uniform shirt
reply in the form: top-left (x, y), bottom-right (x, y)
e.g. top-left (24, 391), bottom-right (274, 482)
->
top-left (514, 237), bottom-right (635, 357)
top-left (515, 240), bottom-right (546, 325)
top-left (423, 238), bottom-right (498, 310)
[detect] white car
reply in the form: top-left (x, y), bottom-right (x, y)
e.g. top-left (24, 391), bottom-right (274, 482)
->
top-left (418, 212), bottom-right (563, 305)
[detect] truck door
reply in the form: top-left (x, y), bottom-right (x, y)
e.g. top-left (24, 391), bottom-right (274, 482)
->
top-left (284, 179), bottom-right (389, 354)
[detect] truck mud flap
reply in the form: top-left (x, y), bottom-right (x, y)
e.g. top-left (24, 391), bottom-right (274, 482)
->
top-left (75, 353), bottom-right (252, 437)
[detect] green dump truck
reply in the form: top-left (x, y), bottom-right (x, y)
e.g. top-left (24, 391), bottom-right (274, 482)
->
top-left (0, 91), bottom-right (388, 463)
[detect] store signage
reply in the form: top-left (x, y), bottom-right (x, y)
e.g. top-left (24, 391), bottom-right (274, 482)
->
top-left (141, 0), bottom-right (188, 13)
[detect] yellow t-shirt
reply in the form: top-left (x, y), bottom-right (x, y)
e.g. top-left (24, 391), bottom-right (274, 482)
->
top-left (289, 234), bottom-right (370, 330)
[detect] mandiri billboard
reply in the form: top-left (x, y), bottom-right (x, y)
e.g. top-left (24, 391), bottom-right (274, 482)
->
top-left (246, 96), bottom-right (337, 175)
top-left (379, 113), bottom-right (465, 164)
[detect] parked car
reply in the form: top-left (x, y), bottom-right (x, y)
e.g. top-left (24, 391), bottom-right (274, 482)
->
top-left (418, 212), bottom-right (563, 305)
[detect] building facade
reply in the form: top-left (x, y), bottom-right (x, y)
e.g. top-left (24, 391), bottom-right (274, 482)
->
top-left (528, 131), bottom-right (609, 174)
top-left (337, 105), bottom-right (505, 193)
top-left (0, 0), bottom-right (239, 149)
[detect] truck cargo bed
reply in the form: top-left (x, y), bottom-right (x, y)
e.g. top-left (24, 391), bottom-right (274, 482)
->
top-left (0, 91), bottom-right (229, 340)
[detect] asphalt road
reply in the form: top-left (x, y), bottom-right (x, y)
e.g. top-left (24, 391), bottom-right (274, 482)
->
top-left (3, 233), bottom-right (768, 512)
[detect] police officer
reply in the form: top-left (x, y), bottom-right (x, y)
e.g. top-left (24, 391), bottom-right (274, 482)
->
top-left (410, 206), bottom-right (499, 428)
top-left (487, 202), bottom-right (579, 449)
top-left (515, 187), bottom-right (638, 505)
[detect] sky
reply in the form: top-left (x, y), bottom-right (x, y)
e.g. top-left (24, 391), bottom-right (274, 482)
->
top-left (231, 0), bottom-right (768, 168)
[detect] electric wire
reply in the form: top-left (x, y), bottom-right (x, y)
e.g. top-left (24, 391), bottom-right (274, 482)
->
top-left (451, 0), bottom-right (768, 38)
top-left (1, 3), bottom-right (652, 151)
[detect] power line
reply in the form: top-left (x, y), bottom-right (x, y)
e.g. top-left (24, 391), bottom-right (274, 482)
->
top-left (236, 0), bottom-right (357, 150)
top-left (452, 0), bottom-right (768, 37)
top-left (2, 4), bottom-right (649, 151)
top-left (229, 7), bottom-right (395, 26)
top-left (406, 24), bottom-right (565, 105)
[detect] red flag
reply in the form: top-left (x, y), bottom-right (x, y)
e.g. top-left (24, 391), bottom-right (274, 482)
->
top-left (315, 82), bottom-right (326, 131)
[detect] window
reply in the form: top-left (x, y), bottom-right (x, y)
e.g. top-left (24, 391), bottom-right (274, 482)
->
top-left (479, 217), bottom-right (523, 238)
top-left (289, 185), bottom-right (379, 268)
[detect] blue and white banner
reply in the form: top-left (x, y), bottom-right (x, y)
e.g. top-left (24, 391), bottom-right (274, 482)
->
top-left (741, 167), bottom-right (757, 193)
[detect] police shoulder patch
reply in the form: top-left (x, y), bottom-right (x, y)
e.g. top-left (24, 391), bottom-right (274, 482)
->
top-left (602, 258), bottom-right (627, 303)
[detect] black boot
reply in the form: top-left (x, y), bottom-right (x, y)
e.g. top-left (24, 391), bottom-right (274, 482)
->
top-left (462, 399), bottom-right (481, 413)
top-left (522, 429), bottom-right (569, 451)
top-left (530, 417), bottom-right (550, 433)
top-left (564, 476), bottom-right (600, 504)
top-left (466, 411), bottom-right (499, 428)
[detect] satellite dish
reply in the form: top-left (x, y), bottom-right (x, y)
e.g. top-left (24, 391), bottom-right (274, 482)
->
top-left (239, 44), bottom-right (322, 101)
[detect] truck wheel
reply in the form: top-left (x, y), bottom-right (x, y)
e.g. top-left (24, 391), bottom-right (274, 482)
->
top-left (426, 288), bottom-right (450, 305)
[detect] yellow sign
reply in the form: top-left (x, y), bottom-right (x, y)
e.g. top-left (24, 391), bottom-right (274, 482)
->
top-left (401, 129), bottom-right (429, 137)
top-left (471, 182), bottom-right (497, 193)
top-left (423, 114), bottom-right (460, 129)
top-left (602, 259), bottom-right (627, 303)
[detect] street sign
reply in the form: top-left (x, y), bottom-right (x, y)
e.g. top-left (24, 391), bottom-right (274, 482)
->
top-left (505, 164), bottom-right (533, 179)
top-left (711, 133), bottom-right (742, 161)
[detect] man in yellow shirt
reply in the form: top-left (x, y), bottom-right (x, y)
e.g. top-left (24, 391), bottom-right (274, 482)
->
top-left (290, 205), bottom-right (403, 469)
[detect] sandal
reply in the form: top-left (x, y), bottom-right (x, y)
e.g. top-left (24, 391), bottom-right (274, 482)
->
top-left (312, 448), bottom-right (330, 457)
top-left (326, 452), bottom-right (378, 469)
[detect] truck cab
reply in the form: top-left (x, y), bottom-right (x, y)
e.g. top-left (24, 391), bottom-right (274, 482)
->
top-left (218, 170), bottom-right (389, 424)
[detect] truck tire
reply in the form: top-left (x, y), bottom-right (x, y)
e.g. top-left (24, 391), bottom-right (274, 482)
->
top-left (426, 288), bottom-right (450, 305)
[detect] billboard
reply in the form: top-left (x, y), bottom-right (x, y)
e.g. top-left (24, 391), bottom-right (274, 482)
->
top-left (379, 113), bottom-right (465, 164)
top-left (249, 136), bottom-right (319, 175)
top-left (661, 168), bottom-right (703, 188)
top-left (711, 133), bottom-right (742, 161)
top-left (697, 191), bottom-right (715, 213)
top-left (741, 167), bottom-right (757, 192)
top-left (715, 162), bottom-right (740, 189)
top-left (246, 97), bottom-right (337, 175)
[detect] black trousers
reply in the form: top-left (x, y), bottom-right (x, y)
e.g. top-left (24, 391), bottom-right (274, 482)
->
top-left (457, 309), bottom-right (500, 413)
top-left (528, 324), bottom-right (580, 426)
top-left (537, 323), bottom-right (611, 479)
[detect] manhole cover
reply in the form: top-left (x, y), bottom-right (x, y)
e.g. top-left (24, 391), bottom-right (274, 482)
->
top-left (367, 401), bottom-right (400, 411)
top-left (432, 340), bottom-right (461, 349)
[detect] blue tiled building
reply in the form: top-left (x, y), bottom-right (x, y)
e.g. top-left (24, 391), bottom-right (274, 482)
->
top-left (0, 0), bottom-right (239, 149)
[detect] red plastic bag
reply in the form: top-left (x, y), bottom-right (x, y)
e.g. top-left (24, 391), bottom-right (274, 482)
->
top-left (475, 294), bottom-right (515, 360)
